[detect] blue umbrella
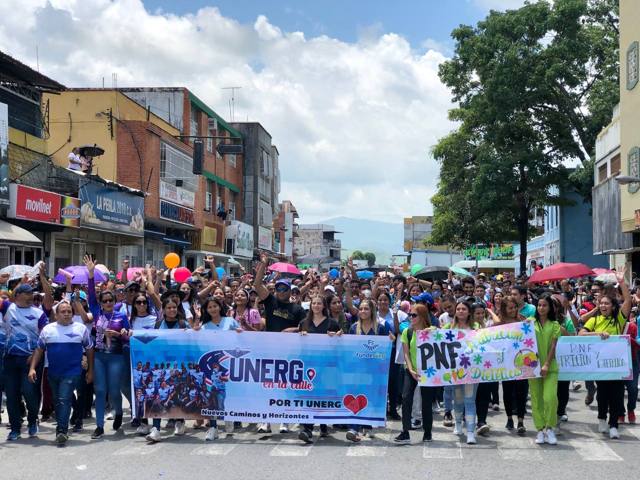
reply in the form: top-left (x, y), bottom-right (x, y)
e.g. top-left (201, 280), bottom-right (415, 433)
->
top-left (356, 270), bottom-right (374, 280)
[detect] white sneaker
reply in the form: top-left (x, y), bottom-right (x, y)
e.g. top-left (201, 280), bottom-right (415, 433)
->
top-left (146, 427), bottom-right (162, 443)
top-left (609, 427), bottom-right (620, 439)
top-left (136, 424), bottom-right (151, 436)
top-left (466, 432), bottom-right (476, 444)
top-left (279, 423), bottom-right (289, 433)
top-left (174, 420), bottom-right (186, 436)
top-left (225, 421), bottom-right (235, 434)
top-left (453, 422), bottom-right (462, 435)
top-left (105, 411), bottom-right (114, 420)
top-left (560, 414), bottom-right (568, 422)
top-left (598, 419), bottom-right (608, 433)
top-left (535, 430), bottom-right (545, 444)
top-left (546, 428), bottom-right (557, 445)
top-left (205, 427), bottom-right (219, 441)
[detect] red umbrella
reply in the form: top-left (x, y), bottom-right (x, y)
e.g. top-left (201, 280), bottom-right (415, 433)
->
top-left (592, 268), bottom-right (614, 276)
top-left (528, 262), bottom-right (594, 283)
top-left (268, 262), bottom-right (302, 275)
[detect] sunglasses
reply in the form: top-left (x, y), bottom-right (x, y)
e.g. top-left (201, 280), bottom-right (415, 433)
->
top-left (116, 289), bottom-right (125, 293)
top-left (275, 286), bottom-right (290, 293)
top-left (101, 298), bottom-right (115, 304)
top-left (135, 300), bottom-right (147, 305)
top-left (409, 313), bottom-right (419, 318)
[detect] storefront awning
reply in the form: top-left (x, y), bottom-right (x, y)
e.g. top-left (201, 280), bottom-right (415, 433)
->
top-left (163, 236), bottom-right (192, 247)
top-left (0, 219), bottom-right (42, 245)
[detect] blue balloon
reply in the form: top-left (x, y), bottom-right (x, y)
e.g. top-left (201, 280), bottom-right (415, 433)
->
top-left (356, 270), bottom-right (374, 279)
top-left (216, 267), bottom-right (226, 279)
top-left (329, 268), bottom-right (339, 279)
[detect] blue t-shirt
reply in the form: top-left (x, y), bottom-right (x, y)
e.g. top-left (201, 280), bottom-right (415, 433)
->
top-left (37, 321), bottom-right (93, 376)
top-left (202, 316), bottom-right (239, 331)
top-left (1, 300), bottom-right (49, 356)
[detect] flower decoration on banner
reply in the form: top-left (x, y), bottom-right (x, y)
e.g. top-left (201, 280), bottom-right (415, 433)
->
top-left (484, 360), bottom-right (492, 369)
top-left (459, 354), bottom-right (471, 368)
top-left (521, 322), bottom-right (532, 334)
top-left (473, 354), bottom-right (483, 365)
top-left (435, 331), bottom-right (444, 341)
top-left (445, 330), bottom-right (455, 341)
top-left (457, 331), bottom-right (465, 340)
top-left (418, 330), bottom-right (431, 342)
top-left (432, 376), bottom-right (442, 385)
top-left (512, 341), bottom-right (521, 350)
top-left (452, 368), bottom-right (466, 381)
top-left (524, 338), bottom-right (535, 349)
top-left (426, 366), bottom-right (436, 378)
top-left (479, 346), bottom-right (486, 352)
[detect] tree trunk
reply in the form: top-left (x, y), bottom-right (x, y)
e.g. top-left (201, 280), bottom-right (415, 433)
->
top-left (517, 204), bottom-right (529, 276)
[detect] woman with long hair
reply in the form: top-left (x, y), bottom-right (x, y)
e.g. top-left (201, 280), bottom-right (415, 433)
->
top-left (298, 295), bottom-right (341, 443)
top-left (449, 299), bottom-right (480, 444)
top-left (347, 298), bottom-right (392, 442)
top-left (232, 289), bottom-right (264, 331)
top-left (529, 293), bottom-right (561, 445)
top-left (84, 255), bottom-right (130, 440)
top-left (580, 273), bottom-right (632, 439)
top-left (394, 303), bottom-right (435, 444)
top-left (327, 293), bottom-right (353, 334)
top-left (498, 294), bottom-right (529, 435)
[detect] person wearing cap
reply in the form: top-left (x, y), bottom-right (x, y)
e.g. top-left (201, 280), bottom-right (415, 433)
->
top-left (253, 253), bottom-right (305, 434)
top-left (1, 282), bottom-right (49, 440)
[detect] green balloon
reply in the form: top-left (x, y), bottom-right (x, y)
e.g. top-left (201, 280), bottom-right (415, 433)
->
top-left (410, 264), bottom-right (423, 275)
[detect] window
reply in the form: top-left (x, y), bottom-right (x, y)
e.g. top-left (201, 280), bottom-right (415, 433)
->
top-left (205, 180), bottom-right (214, 211)
top-left (611, 154), bottom-right (621, 176)
top-left (190, 108), bottom-right (199, 139)
top-left (160, 142), bottom-right (197, 192)
top-left (229, 190), bottom-right (237, 220)
top-left (228, 153), bottom-right (236, 168)
top-left (216, 186), bottom-right (223, 211)
top-left (207, 136), bottom-right (213, 153)
top-left (598, 163), bottom-right (608, 183)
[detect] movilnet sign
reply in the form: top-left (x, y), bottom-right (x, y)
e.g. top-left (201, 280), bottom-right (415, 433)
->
top-left (8, 184), bottom-right (80, 227)
top-left (557, 336), bottom-right (633, 381)
top-left (160, 180), bottom-right (195, 209)
top-left (417, 321), bottom-right (541, 386)
top-left (130, 330), bottom-right (391, 425)
top-left (79, 181), bottom-right (144, 236)
top-left (160, 200), bottom-right (195, 226)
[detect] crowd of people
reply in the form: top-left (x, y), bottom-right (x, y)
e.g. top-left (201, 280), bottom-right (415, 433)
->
top-left (0, 253), bottom-right (637, 447)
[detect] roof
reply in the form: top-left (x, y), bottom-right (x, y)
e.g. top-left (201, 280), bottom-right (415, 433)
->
top-left (188, 91), bottom-right (243, 138)
top-left (0, 219), bottom-right (42, 245)
top-left (0, 50), bottom-right (65, 92)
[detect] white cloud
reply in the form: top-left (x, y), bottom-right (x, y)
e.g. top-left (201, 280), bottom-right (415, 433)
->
top-left (470, 0), bottom-right (528, 10)
top-left (0, 0), bottom-right (454, 224)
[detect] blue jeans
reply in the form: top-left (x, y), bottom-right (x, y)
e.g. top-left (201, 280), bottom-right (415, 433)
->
top-left (94, 352), bottom-right (125, 428)
top-left (444, 385), bottom-right (453, 412)
top-left (3, 354), bottom-right (42, 432)
top-left (625, 352), bottom-right (640, 413)
top-left (49, 375), bottom-right (81, 434)
top-left (453, 384), bottom-right (478, 433)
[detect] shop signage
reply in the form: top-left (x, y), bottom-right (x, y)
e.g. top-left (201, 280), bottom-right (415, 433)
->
top-left (160, 200), bottom-right (195, 226)
top-left (79, 181), bottom-right (144, 237)
top-left (160, 180), bottom-right (195, 209)
top-left (258, 226), bottom-right (273, 251)
top-left (8, 184), bottom-right (80, 227)
top-left (0, 103), bottom-right (8, 206)
top-left (226, 220), bottom-right (254, 258)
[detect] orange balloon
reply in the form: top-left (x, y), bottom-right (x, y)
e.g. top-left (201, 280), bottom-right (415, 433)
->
top-left (164, 252), bottom-right (180, 269)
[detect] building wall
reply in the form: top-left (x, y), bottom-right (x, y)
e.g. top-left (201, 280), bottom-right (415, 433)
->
top-left (620, 1), bottom-right (640, 232)
top-left (559, 190), bottom-right (608, 267)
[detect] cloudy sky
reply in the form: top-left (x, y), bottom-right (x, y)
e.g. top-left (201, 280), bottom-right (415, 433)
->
top-left (0, 0), bottom-right (525, 223)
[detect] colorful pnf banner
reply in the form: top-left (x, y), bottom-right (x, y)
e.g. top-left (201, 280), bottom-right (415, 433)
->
top-left (130, 330), bottom-right (391, 426)
top-left (417, 321), bottom-right (541, 386)
top-left (556, 336), bottom-right (633, 381)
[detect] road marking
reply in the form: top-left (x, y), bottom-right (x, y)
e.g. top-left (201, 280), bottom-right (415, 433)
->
top-left (497, 437), bottom-right (542, 461)
top-left (270, 438), bottom-right (312, 457)
top-left (423, 440), bottom-right (462, 459)
top-left (568, 439), bottom-right (623, 461)
top-left (625, 427), bottom-right (640, 441)
top-left (347, 433), bottom-right (390, 457)
top-left (113, 444), bottom-right (163, 456)
top-left (191, 443), bottom-right (238, 456)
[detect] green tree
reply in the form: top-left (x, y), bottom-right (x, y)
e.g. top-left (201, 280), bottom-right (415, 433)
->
top-left (364, 252), bottom-right (376, 267)
top-left (432, 0), bottom-right (619, 272)
top-left (351, 250), bottom-right (365, 260)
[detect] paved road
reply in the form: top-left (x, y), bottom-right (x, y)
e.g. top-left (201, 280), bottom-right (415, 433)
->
top-left (1, 387), bottom-right (639, 480)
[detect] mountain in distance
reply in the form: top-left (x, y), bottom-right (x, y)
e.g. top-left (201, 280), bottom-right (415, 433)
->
top-left (317, 216), bottom-right (404, 265)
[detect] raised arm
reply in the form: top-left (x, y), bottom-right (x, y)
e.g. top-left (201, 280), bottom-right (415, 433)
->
top-left (619, 271), bottom-right (632, 319)
top-left (38, 263), bottom-right (54, 311)
top-left (253, 253), bottom-right (270, 301)
top-left (83, 255), bottom-right (101, 319)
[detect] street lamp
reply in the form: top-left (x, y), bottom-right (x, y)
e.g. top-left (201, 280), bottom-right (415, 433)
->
top-left (614, 175), bottom-right (640, 185)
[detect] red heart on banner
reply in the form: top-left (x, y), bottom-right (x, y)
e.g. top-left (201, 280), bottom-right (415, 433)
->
top-left (457, 331), bottom-right (465, 340)
top-left (343, 394), bottom-right (368, 415)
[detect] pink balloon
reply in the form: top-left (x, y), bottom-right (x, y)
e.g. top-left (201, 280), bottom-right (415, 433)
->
top-left (174, 267), bottom-right (191, 284)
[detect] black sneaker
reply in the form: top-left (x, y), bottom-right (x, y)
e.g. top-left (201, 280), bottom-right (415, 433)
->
top-left (72, 422), bottom-right (83, 433)
top-left (112, 414), bottom-right (123, 431)
top-left (410, 419), bottom-right (422, 430)
top-left (422, 432), bottom-right (432, 443)
top-left (443, 412), bottom-right (454, 427)
top-left (517, 422), bottom-right (526, 435)
top-left (320, 425), bottom-right (329, 437)
top-left (476, 423), bottom-right (490, 436)
top-left (298, 429), bottom-right (313, 444)
top-left (131, 418), bottom-right (141, 428)
top-left (506, 418), bottom-right (514, 430)
top-left (91, 427), bottom-right (104, 439)
top-left (56, 432), bottom-right (68, 445)
top-left (585, 394), bottom-right (594, 406)
top-left (394, 431), bottom-right (411, 444)
top-left (388, 411), bottom-right (401, 421)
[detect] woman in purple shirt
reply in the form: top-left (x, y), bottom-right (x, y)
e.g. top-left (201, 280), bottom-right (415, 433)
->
top-left (84, 255), bottom-right (130, 439)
